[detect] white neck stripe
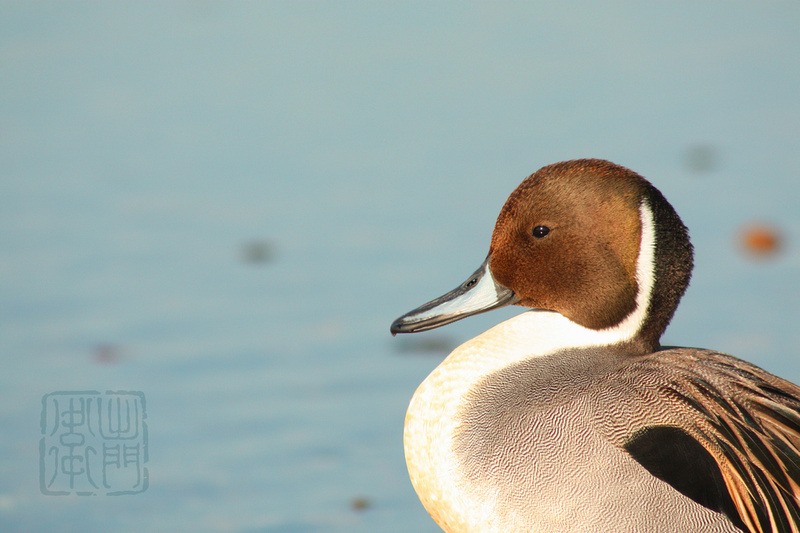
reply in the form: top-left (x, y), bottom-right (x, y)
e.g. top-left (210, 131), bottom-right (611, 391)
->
top-left (597, 199), bottom-right (656, 342)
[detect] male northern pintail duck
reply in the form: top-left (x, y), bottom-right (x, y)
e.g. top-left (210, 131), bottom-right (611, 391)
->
top-left (391, 159), bottom-right (800, 533)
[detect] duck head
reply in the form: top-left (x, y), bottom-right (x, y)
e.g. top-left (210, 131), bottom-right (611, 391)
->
top-left (391, 159), bottom-right (694, 352)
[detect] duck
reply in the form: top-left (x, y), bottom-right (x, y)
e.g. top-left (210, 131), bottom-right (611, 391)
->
top-left (390, 159), bottom-right (800, 533)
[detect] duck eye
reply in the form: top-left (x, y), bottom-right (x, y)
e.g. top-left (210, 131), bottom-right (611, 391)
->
top-left (532, 225), bottom-right (550, 239)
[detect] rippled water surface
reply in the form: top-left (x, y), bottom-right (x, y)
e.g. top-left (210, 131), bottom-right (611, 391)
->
top-left (2, 3), bottom-right (799, 532)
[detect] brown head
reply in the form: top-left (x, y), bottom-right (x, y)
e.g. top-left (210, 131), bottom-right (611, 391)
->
top-left (392, 159), bottom-right (694, 353)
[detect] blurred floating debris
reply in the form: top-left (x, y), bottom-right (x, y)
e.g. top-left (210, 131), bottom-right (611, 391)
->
top-left (739, 222), bottom-right (782, 258)
top-left (93, 343), bottom-right (121, 364)
top-left (684, 144), bottom-right (718, 173)
top-left (241, 240), bottom-right (276, 264)
top-left (350, 496), bottom-right (371, 512)
top-left (395, 336), bottom-right (455, 355)
top-left (0, 493), bottom-right (17, 511)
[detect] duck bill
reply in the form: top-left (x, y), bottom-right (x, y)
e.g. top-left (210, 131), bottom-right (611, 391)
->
top-left (390, 256), bottom-right (519, 334)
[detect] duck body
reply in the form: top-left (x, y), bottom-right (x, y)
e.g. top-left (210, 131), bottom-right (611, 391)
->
top-left (392, 160), bottom-right (800, 533)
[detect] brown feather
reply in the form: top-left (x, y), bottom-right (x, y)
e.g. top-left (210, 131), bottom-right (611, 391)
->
top-left (646, 350), bottom-right (800, 533)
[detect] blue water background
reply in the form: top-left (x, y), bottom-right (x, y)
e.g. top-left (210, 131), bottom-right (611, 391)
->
top-left (2, 3), bottom-right (799, 532)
